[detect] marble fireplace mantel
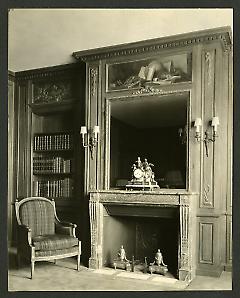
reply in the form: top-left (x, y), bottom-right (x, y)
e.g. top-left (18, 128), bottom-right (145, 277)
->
top-left (89, 190), bottom-right (198, 281)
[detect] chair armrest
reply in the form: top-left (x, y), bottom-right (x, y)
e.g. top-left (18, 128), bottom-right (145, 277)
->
top-left (17, 224), bottom-right (33, 250)
top-left (55, 220), bottom-right (77, 237)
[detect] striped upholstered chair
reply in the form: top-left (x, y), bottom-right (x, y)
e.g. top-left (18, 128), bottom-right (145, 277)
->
top-left (15, 197), bottom-right (81, 278)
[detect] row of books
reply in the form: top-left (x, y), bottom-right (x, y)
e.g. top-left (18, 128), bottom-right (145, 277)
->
top-left (33, 134), bottom-right (73, 151)
top-left (33, 178), bottom-right (73, 198)
top-left (33, 156), bottom-right (72, 174)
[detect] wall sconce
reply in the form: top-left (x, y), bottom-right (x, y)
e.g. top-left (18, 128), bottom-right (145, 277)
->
top-left (193, 116), bottom-right (220, 157)
top-left (194, 118), bottom-right (202, 142)
top-left (80, 125), bottom-right (100, 159)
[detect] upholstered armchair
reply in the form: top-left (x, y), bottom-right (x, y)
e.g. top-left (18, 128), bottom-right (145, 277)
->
top-left (14, 197), bottom-right (81, 279)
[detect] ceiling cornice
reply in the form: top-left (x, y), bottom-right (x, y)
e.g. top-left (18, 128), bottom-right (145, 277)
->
top-left (73, 26), bottom-right (232, 62)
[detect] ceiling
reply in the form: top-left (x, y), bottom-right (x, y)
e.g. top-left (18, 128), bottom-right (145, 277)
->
top-left (111, 93), bottom-right (188, 128)
top-left (8, 9), bottom-right (233, 72)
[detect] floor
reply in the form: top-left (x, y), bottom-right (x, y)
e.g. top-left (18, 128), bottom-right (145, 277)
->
top-left (8, 249), bottom-right (232, 291)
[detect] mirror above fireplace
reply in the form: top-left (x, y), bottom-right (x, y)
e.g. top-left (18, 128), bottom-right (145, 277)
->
top-left (109, 92), bottom-right (189, 190)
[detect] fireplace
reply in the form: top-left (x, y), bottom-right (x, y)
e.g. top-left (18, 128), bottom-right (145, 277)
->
top-left (89, 190), bottom-right (197, 282)
top-left (103, 206), bottom-right (179, 277)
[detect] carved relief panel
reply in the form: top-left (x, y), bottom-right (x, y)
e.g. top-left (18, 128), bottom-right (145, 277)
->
top-left (200, 49), bottom-right (216, 209)
top-left (33, 80), bottom-right (73, 104)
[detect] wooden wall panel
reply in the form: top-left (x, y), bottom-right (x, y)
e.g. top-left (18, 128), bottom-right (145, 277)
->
top-left (226, 216), bottom-right (232, 265)
top-left (200, 48), bottom-right (216, 209)
top-left (8, 76), bottom-right (16, 244)
top-left (16, 84), bottom-right (31, 198)
top-left (85, 63), bottom-right (101, 192)
top-left (196, 216), bottom-right (222, 276)
top-left (199, 222), bottom-right (214, 264)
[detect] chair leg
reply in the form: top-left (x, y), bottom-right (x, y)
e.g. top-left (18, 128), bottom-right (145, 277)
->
top-left (31, 261), bottom-right (35, 279)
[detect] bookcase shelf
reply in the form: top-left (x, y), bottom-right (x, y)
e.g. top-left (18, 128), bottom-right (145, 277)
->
top-left (33, 172), bottom-right (72, 175)
top-left (32, 113), bottom-right (75, 203)
top-left (33, 149), bottom-right (73, 153)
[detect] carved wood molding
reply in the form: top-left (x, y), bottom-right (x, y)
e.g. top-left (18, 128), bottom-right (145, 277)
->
top-left (89, 197), bottom-right (100, 269)
top-left (90, 67), bottom-right (98, 97)
top-left (132, 87), bottom-right (191, 96)
top-left (96, 192), bottom-right (179, 206)
top-left (8, 71), bottom-right (15, 81)
top-left (180, 205), bottom-right (190, 269)
top-left (73, 30), bottom-right (232, 62)
top-left (89, 191), bottom-right (195, 206)
top-left (203, 184), bottom-right (211, 205)
top-left (15, 64), bottom-right (80, 81)
top-left (205, 52), bottom-right (214, 85)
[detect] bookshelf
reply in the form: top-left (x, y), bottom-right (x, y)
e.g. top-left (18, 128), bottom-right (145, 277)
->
top-left (32, 132), bottom-right (74, 198)
top-left (27, 64), bottom-right (85, 210)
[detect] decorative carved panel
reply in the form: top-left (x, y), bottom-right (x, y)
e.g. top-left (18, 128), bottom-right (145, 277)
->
top-left (89, 196), bottom-right (101, 269)
top-left (90, 67), bottom-right (98, 97)
top-left (200, 49), bottom-right (216, 208)
top-left (33, 81), bottom-right (72, 104)
top-left (180, 205), bottom-right (190, 269)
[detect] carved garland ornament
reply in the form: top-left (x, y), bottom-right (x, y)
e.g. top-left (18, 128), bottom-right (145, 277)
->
top-left (203, 184), bottom-right (211, 204)
top-left (33, 81), bottom-right (71, 104)
top-left (205, 52), bottom-right (214, 85)
top-left (90, 68), bottom-right (98, 97)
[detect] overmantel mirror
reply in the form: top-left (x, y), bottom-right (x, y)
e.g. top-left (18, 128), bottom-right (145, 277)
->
top-left (106, 91), bottom-right (190, 190)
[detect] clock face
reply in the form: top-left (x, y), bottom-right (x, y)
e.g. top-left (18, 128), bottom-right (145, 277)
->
top-left (134, 168), bottom-right (143, 179)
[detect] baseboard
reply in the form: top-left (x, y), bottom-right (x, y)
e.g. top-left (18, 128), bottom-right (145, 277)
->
top-left (196, 268), bottom-right (222, 278)
top-left (224, 264), bottom-right (232, 272)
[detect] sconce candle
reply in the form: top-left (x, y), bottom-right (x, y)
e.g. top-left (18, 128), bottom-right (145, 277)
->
top-left (194, 118), bottom-right (202, 133)
top-left (80, 126), bottom-right (87, 135)
top-left (93, 125), bottom-right (100, 138)
top-left (211, 116), bottom-right (219, 133)
top-left (194, 118), bottom-right (202, 141)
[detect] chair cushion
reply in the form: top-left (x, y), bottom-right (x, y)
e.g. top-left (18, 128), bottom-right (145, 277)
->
top-left (32, 234), bottom-right (79, 251)
top-left (19, 200), bottom-right (55, 236)
top-left (35, 246), bottom-right (79, 257)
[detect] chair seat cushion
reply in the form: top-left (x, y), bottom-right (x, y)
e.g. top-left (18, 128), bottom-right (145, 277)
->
top-left (35, 246), bottom-right (79, 257)
top-left (32, 234), bottom-right (79, 251)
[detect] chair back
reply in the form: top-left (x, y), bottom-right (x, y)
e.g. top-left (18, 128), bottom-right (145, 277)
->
top-left (15, 197), bottom-right (56, 236)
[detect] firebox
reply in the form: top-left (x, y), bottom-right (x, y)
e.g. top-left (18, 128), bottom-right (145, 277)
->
top-left (103, 205), bottom-right (179, 277)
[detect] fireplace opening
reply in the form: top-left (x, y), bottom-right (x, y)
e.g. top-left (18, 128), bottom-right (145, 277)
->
top-left (103, 205), bottom-right (179, 278)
